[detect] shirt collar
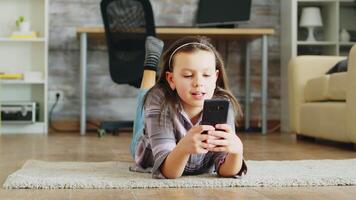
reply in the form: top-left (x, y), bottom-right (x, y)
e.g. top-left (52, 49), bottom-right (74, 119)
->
top-left (177, 102), bottom-right (203, 126)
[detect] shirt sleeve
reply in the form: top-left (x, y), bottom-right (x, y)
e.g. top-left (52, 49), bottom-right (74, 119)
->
top-left (144, 89), bottom-right (176, 178)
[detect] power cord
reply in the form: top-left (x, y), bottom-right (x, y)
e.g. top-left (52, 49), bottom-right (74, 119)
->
top-left (267, 123), bottom-right (281, 133)
top-left (49, 93), bottom-right (99, 133)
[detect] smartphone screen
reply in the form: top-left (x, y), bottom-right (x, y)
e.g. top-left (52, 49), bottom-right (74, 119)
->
top-left (201, 99), bottom-right (229, 129)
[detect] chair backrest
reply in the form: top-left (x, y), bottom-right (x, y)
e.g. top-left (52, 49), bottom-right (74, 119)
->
top-left (100, 0), bottom-right (155, 88)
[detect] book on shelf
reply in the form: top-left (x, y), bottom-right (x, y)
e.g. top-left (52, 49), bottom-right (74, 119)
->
top-left (0, 73), bottom-right (23, 79)
top-left (9, 31), bottom-right (38, 39)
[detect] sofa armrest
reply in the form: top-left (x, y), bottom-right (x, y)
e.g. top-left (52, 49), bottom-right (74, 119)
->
top-left (346, 45), bottom-right (356, 141)
top-left (288, 55), bottom-right (345, 132)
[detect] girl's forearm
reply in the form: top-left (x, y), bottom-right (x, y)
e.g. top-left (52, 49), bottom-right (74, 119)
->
top-left (218, 153), bottom-right (243, 177)
top-left (160, 143), bottom-right (190, 179)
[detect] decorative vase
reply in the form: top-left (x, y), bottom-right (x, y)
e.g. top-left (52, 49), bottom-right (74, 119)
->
top-left (340, 29), bottom-right (351, 42)
top-left (19, 21), bottom-right (31, 32)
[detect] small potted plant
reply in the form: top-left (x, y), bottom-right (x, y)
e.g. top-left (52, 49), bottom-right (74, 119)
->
top-left (15, 16), bottom-right (30, 32)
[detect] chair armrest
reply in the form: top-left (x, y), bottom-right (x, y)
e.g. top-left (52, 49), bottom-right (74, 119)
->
top-left (288, 55), bottom-right (345, 132)
top-left (346, 45), bottom-right (356, 141)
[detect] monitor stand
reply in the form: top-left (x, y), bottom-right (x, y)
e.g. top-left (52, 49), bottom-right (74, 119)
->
top-left (198, 24), bottom-right (238, 29)
top-left (215, 24), bottom-right (236, 28)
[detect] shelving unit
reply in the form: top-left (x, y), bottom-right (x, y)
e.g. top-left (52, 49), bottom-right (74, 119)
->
top-left (281, 0), bottom-right (356, 131)
top-left (0, 0), bottom-right (48, 134)
top-left (0, 38), bottom-right (46, 42)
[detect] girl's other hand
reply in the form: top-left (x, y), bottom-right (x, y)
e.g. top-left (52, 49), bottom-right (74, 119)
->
top-left (177, 125), bottom-right (217, 154)
top-left (206, 124), bottom-right (243, 155)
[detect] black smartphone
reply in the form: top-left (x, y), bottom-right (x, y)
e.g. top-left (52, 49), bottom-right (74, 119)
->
top-left (201, 99), bottom-right (229, 132)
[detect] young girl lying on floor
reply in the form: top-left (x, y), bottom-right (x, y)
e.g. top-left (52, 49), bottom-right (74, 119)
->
top-left (130, 36), bottom-right (247, 179)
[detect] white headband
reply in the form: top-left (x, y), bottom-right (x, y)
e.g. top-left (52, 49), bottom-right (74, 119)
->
top-left (168, 42), bottom-right (212, 69)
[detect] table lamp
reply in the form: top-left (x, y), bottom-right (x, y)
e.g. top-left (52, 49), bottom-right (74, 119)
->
top-left (299, 7), bottom-right (323, 41)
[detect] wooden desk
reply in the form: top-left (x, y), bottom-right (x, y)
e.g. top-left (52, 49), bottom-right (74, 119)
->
top-left (76, 27), bottom-right (275, 135)
top-left (77, 27), bottom-right (274, 40)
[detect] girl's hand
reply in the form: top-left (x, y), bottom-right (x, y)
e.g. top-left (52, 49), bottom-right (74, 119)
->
top-left (206, 124), bottom-right (243, 155)
top-left (177, 125), bottom-right (217, 154)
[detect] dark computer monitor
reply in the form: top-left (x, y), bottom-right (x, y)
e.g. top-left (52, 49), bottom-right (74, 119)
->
top-left (196, 0), bottom-right (252, 28)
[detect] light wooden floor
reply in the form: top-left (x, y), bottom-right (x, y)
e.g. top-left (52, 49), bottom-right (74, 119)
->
top-left (1, 132), bottom-right (356, 200)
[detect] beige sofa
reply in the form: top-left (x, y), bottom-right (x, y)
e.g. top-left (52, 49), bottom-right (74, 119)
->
top-left (288, 45), bottom-right (356, 144)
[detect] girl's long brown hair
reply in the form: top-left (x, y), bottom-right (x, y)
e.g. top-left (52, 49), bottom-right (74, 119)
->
top-left (144, 36), bottom-right (243, 126)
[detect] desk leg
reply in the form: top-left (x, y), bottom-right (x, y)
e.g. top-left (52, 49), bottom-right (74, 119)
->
top-left (261, 35), bottom-right (268, 134)
top-left (244, 42), bottom-right (251, 131)
top-left (80, 33), bottom-right (87, 135)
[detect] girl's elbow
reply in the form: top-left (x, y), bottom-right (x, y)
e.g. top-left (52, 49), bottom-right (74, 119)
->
top-left (218, 167), bottom-right (241, 177)
top-left (162, 172), bottom-right (182, 179)
top-left (218, 172), bottom-right (236, 178)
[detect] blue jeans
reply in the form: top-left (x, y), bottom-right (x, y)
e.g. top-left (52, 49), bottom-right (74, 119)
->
top-left (130, 89), bottom-right (148, 158)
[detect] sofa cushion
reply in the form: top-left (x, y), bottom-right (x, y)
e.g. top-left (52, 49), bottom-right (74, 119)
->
top-left (328, 72), bottom-right (347, 100)
top-left (305, 72), bottom-right (347, 102)
top-left (299, 102), bottom-right (348, 142)
top-left (326, 59), bottom-right (348, 74)
top-left (305, 75), bottom-right (329, 102)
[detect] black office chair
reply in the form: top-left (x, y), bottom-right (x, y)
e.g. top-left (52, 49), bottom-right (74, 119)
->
top-left (99, 0), bottom-right (156, 136)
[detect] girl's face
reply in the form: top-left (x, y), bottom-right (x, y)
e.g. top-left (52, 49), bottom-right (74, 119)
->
top-left (166, 49), bottom-right (219, 113)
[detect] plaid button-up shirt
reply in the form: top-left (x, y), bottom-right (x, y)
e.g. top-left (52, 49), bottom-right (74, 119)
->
top-left (133, 86), bottom-right (247, 178)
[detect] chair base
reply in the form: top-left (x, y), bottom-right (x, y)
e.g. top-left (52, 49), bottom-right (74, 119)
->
top-left (98, 121), bottom-right (133, 136)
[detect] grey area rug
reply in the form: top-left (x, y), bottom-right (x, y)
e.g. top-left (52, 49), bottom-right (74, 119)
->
top-left (3, 159), bottom-right (356, 189)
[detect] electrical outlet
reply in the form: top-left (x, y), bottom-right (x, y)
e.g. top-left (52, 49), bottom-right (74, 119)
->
top-left (48, 90), bottom-right (64, 111)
